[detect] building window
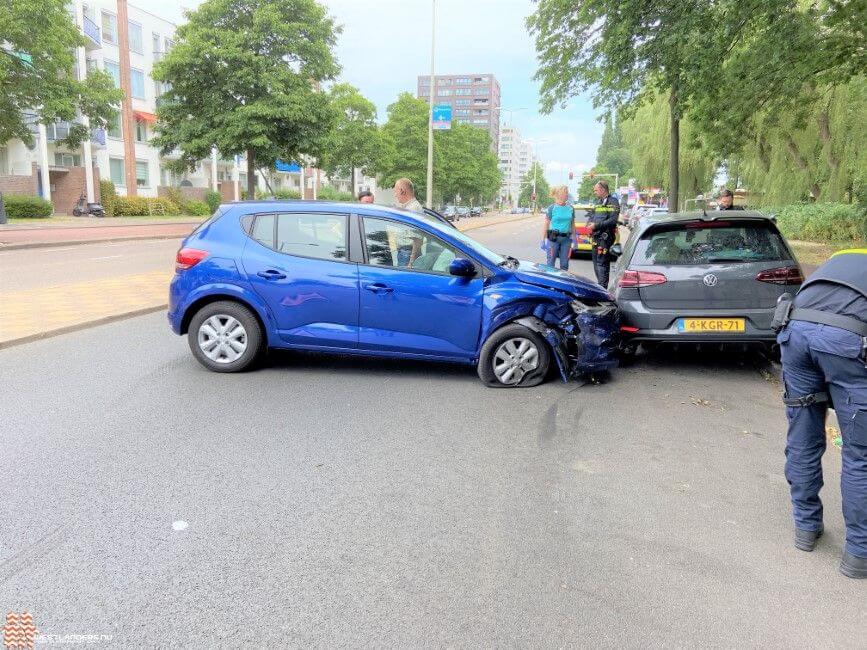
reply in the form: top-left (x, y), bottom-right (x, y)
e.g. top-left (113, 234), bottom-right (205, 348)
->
top-left (473, 98), bottom-right (489, 104)
top-left (455, 77), bottom-right (470, 84)
top-left (455, 89), bottom-right (471, 96)
top-left (101, 11), bottom-right (118, 44)
top-left (472, 119), bottom-right (488, 125)
top-left (86, 58), bottom-right (98, 74)
top-left (164, 38), bottom-right (174, 51)
top-left (436, 78), bottom-right (451, 86)
top-left (107, 112), bottom-right (122, 139)
top-left (455, 99), bottom-right (470, 106)
top-left (104, 60), bottom-right (120, 87)
top-left (135, 121), bottom-right (147, 142)
top-left (110, 157), bottom-right (125, 186)
top-left (130, 69), bottom-right (146, 99)
top-left (438, 90), bottom-right (452, 97)
top-left (152, 32), bottom-right (161, 59)
top-left (455, 109), bottom-right (470, 116)
top-left (128, 21), bottom-right (143, 54)
top-left (474, 109), bottom-right (489, 116)
top-left (135, 160), bottom-right (149, 187)
top-left (54, 153), bottom-right (81, 167)
top-left (419, 78), bottom-right (430, 86)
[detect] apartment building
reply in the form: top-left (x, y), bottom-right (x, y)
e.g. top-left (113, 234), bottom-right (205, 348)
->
top-left (417, 74), bottom-right (501, 151)
top-left (498, 127), bottom-right (537, 207)
top-left (0, 0), bottom-right (317, 212)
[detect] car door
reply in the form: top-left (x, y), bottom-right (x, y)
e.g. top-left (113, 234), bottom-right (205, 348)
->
top-left (241, 211), bottom-right (359, 349)
top-left (357, 215), bottom-right (484, 359)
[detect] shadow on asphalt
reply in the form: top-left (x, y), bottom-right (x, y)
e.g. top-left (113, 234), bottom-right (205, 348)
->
top-left (629, 344), bottom-right (779, 376)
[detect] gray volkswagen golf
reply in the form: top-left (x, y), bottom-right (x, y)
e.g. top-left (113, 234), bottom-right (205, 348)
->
top-left (609, 211), bottom-right (803, 349)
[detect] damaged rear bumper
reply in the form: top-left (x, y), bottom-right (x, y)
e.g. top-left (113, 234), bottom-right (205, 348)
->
top-left (516, 302), bottom-right (620, 382)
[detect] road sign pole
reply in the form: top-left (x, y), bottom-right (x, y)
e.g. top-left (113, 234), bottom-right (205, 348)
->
top-left (425, 0), bottom-right (436, 209)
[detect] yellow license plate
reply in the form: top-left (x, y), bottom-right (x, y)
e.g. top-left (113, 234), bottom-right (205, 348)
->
top-left (677, 318), bottom-right (745, 333)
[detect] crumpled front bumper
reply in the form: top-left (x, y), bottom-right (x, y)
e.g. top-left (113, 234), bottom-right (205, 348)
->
top-left (517, 301), bottom-right (620, 381)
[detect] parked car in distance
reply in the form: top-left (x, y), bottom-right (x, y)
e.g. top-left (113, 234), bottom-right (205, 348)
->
top-left (169, 201), bottom-right (620, 387)
top-left (628, 205), bottom-right (667, 230)
top-left (457, 206), bottom-right (471, 218)
top-left (610, 211), bottom-right (802, 352)
top-left (443, 205), bottom-right (457, 220)
top-left (470, 206), bottom-right (482, 217)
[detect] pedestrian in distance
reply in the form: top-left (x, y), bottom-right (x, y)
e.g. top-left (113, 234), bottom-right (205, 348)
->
top-left (586, 180), bottom-right (620, 288)
top-left (393, 178), bottom-right (424, 213)
top-left (774, 248), bottom-right (867, 579)
top-left (358, 189), bottom-right (374, 204)
top-left (541, 185), bottom-right (575, 270)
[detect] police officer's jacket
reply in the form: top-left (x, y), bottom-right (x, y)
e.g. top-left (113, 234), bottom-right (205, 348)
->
top-left (791, 250), bottom-right (867, 335)
top-left (587, 195), bottom-right (620, 242)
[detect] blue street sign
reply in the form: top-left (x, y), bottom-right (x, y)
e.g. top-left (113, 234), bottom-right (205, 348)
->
top-left (275, 160), bottom-right (302, 173)
top-left (431, 103), bottom-right (452, 130)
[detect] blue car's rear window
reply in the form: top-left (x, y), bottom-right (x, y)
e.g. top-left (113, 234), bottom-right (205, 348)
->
top-left (634, 221), bottom-right (792, 265)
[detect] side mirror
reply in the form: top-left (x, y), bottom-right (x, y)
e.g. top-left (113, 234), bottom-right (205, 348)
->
top-left (610, 243), bottom-right (623, 258)
top-left (448, 258), bottom-right (476, 277)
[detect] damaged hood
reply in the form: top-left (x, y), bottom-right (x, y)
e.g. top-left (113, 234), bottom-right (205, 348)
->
top-left (513, 261), bottom-right (611, 302)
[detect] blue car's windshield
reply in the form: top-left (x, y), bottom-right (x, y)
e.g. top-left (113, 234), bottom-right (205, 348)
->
top-left (414, 213), bottom-right (506, 266)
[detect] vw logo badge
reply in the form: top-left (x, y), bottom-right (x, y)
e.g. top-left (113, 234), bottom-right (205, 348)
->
top-left (703, 273), bottom-right (718, 287)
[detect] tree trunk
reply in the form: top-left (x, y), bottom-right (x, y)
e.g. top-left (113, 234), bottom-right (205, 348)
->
top-left (817, 107), bottom-right (839, 171)
top-left (351, 167), bottom-right (357, 198)
top-left (246, 148), bottom-right (256, 199)
top-left (758, 135), bottom-right (771, 173)
top-left (785, 136), bottom-right (808, 170)
top-left (668, 88), bottom-right (679, 213)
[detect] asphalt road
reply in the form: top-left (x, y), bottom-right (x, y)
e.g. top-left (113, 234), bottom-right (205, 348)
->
top-left (0, 239), bottom-right (179, 291)
top-left (1, 219), bottom-right (864, 648)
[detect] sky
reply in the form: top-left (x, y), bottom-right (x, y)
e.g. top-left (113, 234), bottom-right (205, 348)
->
top-left (144, 0), bottom-right (604, 184)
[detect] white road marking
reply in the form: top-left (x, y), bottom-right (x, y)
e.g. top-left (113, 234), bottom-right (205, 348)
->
top-left (90, 255), bottom-right (123, 260)
top-left (172, 520), bottom-right (189, 531)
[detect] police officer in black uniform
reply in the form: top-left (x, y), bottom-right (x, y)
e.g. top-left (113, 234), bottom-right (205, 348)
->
top-left (775, 249), bottom-right (867, 578)
top-left (586, 180), bottom-right (620, 288)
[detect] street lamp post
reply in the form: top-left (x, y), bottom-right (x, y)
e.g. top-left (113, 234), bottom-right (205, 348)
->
top-left (425, 0), bottom-right (436, 209)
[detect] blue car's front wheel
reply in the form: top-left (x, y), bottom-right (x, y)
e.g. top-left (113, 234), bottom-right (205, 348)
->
top-left (478, 324), bottom-right (551, 388)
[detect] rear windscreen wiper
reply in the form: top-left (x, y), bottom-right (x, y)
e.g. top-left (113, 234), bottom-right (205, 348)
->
top-left (707, 257), bottom-right (749, 263)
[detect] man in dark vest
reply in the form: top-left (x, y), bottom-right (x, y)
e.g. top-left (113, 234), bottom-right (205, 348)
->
top-left (585, 180), bottom-right (620, 288)
top-left (775, 249), bottom-right (867, 578)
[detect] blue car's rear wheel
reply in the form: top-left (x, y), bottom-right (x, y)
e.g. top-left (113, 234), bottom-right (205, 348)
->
top-left (188, 301), bottom-right (263, 373)
top-left (478, 324), bottom-right (550, 388)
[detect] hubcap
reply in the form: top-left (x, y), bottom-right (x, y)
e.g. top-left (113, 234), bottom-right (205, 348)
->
top-left (492, 337), bottom-right (539, 385)
top-left (197, 314), bottom-right (248, 364)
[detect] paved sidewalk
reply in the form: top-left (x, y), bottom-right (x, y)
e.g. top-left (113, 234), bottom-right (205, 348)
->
top-left (0, 270), bottom-right (172, 348)
top-left (0, 220), bottom-right (204, 249)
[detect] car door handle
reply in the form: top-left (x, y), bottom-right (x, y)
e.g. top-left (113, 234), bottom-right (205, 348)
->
top-left (364, 283), bottom-right (394, 294)
top-left (257, 269), bottom-right (287, 280)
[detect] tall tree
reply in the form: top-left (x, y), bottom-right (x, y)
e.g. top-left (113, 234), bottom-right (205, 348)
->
top-left (318, 83), bottom-right (378, 194)
top-left (518, 161), bottom-right (551, 208)
top-left (0, 0), bottom-right (120, 147)
top-left (152, 0), bottom-right (340, 198)
top-left (374, 93), bottom-right (501, 204)
top-left (528, 0), bottom-right (724, 212)
top-left (595, 116), bottom-right (631, 180)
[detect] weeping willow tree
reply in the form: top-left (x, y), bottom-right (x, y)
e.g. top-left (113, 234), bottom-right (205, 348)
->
top-left (735, 77), bottom-right (866, 205)
top-left (620, 93), bottom-right (717, 206)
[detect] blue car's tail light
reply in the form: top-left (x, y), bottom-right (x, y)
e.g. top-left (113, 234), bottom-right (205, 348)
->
top-left (176, 248), bottom-right (209, 271)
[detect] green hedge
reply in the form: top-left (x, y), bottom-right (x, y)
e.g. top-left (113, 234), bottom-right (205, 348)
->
top-left (183, 199), bottom-right (211, 216)
top-left (205, 190), bottom-right (222, 213)
top-left (774, 203), bottom-right (867, 245)
top-left (317, 186), bottom-right (354, 202)
top-left (111, 196), bottom-right (181, 216)
top-left (99, 179), bottom-right (117, 216)
top-left (3, 194), bottom-right (53, 218)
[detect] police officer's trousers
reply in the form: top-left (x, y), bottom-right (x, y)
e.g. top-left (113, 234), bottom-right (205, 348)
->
top-left (778, 321), bottom-right (867, 558)
top-left (591, 233), bottom-right (613, 288)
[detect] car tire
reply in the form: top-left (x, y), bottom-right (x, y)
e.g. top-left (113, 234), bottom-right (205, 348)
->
top-left (188, 300), bottom-right (264, 373)
top-left (477, 323), bottom-right (551, 388)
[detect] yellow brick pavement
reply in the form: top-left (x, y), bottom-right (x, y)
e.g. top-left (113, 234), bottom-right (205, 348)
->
top-left (0, 270), bottom-right (173, 347)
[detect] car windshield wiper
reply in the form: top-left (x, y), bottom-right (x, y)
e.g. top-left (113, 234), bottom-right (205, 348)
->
top-left (706, 256), bottom-right (750, 263)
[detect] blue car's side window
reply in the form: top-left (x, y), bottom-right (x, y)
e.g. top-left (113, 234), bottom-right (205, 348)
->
top-left (362, 217), bottom-right (460, 274)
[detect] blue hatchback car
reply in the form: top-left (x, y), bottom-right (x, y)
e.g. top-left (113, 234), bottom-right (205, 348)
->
top-left (168, 201), bottom-right (619, 387)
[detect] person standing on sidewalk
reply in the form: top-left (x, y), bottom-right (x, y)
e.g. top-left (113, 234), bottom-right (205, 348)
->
top-left (586, 180), bottom-right (620, 288)
top-left (541, 185), bottom-right (574, 270)
top-left (775, 249), bottom-right (867, 579)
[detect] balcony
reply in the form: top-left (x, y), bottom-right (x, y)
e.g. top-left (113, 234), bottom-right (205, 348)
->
top-left (82, 14), bottom-right (101, 49)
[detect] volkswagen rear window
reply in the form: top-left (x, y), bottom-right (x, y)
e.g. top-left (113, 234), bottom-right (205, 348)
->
top-left (633, 222), bottom-right (792, 265)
